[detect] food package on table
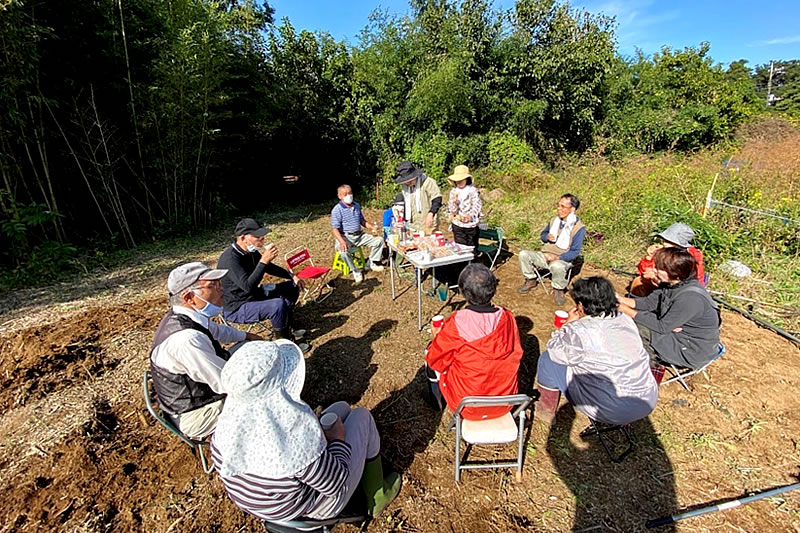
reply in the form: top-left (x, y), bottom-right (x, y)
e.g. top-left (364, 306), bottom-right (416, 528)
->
top-left (430, 247), bottom-right (453, 259)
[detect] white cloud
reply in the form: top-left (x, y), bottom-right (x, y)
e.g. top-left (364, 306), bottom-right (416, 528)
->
top-left (750, 35), bottom-right (800, 47)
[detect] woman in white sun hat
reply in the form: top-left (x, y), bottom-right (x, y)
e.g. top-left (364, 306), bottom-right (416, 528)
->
top-left (447, 164), bottom-right (483, 249)
top-left (210, 340), bottom-right (401, 521)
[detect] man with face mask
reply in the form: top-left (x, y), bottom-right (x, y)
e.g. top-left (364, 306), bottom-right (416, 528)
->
top-left (331, 184), bottom-right (384, 284)
top-left (217, 218), bottom-right (309, 352)
top-left (150, 262), bottom-right (264, 439)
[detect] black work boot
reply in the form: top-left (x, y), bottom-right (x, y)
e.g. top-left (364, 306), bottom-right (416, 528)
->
top-left (517, 278), bottom-right (539, 294)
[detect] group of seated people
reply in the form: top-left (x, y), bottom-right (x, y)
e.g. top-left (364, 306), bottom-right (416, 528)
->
top-left (148, 160), bottom-right (722, 525)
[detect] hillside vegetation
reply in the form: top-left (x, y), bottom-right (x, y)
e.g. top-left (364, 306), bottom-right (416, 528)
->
top-left (2, 0), bottom-right (786, 284)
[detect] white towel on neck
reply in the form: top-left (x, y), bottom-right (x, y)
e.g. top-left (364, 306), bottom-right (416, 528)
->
top-left (549, 213), bottom-right (577, 250)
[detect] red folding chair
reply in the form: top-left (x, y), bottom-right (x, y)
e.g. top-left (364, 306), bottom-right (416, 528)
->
top-left (285, 246), bottom-right (333, 303)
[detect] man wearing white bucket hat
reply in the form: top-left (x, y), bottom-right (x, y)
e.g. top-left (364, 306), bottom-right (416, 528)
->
top-left (150, 262), bottom-right (263, 439)
top-left (211, 340), bottom-right (402, 521)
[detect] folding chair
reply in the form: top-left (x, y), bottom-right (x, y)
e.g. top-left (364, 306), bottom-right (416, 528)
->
top-left (142, 370), bottom-right (214, 474)
top-left (285, 246), bottom-right (333, 303)
top-left (449, 395), bottom-right (532, 482)
top-left (533, 256), bottom-right (581, 295)
top-left (262, 505), bottom-right (367, 533)
top-left (579, 418), bottom-right (635, 463)
top-left (662, 343), bottom-right (726, 392)
top-left (477, 226), bottom-right (506, 270)
top-left (218, 313), bottom-right (272, 336)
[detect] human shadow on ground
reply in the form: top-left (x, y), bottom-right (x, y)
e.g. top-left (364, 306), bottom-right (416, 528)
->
top-left (546, 377), bottom-right (677, 532)
top-left (371, 367), bottom-right (445, 473)
top-left (302, 318), bottom-right (397, 409)
top-left (514, 315), bottom-right (541, 394)
top-left (295, 276), bottom-right (379, 342)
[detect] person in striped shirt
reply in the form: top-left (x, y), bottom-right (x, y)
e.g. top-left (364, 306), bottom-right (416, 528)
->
top-left (331, 184), bottom-right (385, 285)
top-left (211, 340), bottom-right (401, 522)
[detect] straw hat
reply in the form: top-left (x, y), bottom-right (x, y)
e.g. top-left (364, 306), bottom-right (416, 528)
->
top-left (447, 165), bottom-right (472, 182)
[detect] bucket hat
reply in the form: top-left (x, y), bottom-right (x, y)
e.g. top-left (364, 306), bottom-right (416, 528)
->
top-left (658, 222), bottom-right (695, 248)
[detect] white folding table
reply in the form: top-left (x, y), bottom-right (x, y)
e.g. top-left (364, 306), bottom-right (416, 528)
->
top-left (387, 242), bottom-right (474, 330)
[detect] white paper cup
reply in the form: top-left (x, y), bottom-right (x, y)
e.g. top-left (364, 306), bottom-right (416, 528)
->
top-left (320, 412), bottom-right (338, 431)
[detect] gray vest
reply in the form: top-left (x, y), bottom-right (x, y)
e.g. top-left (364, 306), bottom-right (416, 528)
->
top-left (149, 311), bottom-right (229, 416)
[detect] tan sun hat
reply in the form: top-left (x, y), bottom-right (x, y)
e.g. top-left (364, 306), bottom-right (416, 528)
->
top-left (447, 165), bottom-right (472, 182)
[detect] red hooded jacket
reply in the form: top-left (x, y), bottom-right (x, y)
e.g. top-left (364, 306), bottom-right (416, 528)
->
top-left (425, 306), bottom-right (523, 420)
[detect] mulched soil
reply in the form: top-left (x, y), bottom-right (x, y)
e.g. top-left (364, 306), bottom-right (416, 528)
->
top-left (0, 211), bottom-right (798, 533)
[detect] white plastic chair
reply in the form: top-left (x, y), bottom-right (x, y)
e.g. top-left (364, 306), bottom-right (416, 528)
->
top-left (449, 395), bottom-right (532, 482)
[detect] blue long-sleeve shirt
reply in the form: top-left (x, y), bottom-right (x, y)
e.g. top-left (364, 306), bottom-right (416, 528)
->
top-left (540, 221), bottom-right (586, 263)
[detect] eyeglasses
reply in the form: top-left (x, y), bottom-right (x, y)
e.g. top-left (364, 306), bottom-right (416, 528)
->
top-left (191, 280), bottom-right (221, 291)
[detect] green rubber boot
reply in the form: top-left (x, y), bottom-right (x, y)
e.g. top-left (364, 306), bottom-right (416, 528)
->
top-left (360, 456), bottom-right (402, 517)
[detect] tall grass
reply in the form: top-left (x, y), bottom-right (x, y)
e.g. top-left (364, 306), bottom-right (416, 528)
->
top-left (475, 123), bottom-right (800, 332)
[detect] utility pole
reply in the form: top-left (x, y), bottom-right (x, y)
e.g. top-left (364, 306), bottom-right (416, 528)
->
top-left (766, 60), bottom-right (774, 106)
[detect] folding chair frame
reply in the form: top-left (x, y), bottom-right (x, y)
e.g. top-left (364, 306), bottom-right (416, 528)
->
top-left (142, 370), bottom-right (214, 474)
top-left (218, 314), bottom-right (272, 336)
top-left (533, 259), bottom-right (577, 296)
top-left (662, 343), bottom-right (726, 392)
top-left (449, 394), bottom-right (532, 482)
top-left (285, 246), bottom-right (334, 304)
top-left (477, 226), bottom-right (506, 271)
top-left (579, 418), bottom-right (634, 463)
top-left (263, 512), bottom-right (366, 533)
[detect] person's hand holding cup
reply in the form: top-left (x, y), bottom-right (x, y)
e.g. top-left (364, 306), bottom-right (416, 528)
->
top-left (431, 314), bottom-right (444, 335)
top-left (553, 310), bottom-right (569, 329)
top-left (321, 412), bottom-right (345, 442)
top-left (260, 242), bottom-right (279, 264)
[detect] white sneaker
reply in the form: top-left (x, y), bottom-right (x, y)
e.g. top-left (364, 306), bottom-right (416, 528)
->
top-left (291, 329), bottom-right (307, 340)
top-left (370, 263), bottom-right (384, 272)
top-left (353, 271), bottom-right (364, 284)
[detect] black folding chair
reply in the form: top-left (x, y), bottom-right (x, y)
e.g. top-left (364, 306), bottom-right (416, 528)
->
top-left (142, 370), bottom-right (214, 474)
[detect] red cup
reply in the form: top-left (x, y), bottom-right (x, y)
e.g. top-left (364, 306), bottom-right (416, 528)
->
top-left (554, 310), bottom-right (569, 329)
top-left (432, 315), bottom-right (445, 329)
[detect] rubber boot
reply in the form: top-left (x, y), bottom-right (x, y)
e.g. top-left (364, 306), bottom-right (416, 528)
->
top-left (535, 386), bottom-right (561, 427)
top-left (360, 456), bottom-right (402, 517)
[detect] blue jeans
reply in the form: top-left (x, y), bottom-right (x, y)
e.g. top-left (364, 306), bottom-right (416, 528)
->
top-left (224, 281), bottom-right (299, 330)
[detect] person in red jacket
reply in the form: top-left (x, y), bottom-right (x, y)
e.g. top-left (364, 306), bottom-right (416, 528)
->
top-left (629, 222), bottom-right (705, 297)
top-left (423, 264), bottom-right (524, 420)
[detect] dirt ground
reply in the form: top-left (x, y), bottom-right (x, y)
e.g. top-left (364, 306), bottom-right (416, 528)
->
top-left (1, 210), bottom-right (799, 533)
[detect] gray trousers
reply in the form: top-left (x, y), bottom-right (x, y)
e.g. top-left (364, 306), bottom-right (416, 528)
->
top-left (305, 401), bottom-right (381, 519)
top-left (336, 232), bottom-right (384, 272)
top-left (519, 249), bottom-right (572, 290)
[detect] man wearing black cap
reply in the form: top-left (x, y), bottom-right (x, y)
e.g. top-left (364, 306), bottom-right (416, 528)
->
top-left (217, 218), bottom-right (309, 352)
top-left (150, 262), bottom-right (263, 439)
top-left (395, 161), bottom-right (442, 231)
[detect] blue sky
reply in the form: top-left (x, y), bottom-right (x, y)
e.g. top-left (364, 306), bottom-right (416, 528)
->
top-left (268, 0), bottom-right (800, 68)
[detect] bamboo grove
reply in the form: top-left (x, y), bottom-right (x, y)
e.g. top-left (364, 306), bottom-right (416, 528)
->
top-left (0, 0), bottom-right (773, 282)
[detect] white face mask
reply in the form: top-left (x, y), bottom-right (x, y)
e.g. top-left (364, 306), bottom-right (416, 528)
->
top-left (342, 194), bottom-right (354, 204)
top-left (246, 243), bottom-right (258, 252)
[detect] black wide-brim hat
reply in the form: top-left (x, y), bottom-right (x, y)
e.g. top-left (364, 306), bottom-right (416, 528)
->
top-left (395, 161), bottom-right (422, 185)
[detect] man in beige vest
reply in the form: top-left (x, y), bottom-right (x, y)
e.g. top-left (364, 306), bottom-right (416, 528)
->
top-left (395, 161), bottom-right (443, 232)
top-left (518, 194), bottom-right (586, 305)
